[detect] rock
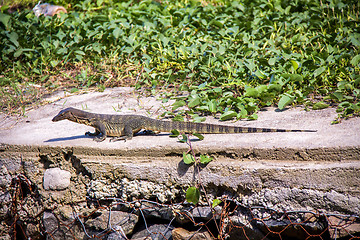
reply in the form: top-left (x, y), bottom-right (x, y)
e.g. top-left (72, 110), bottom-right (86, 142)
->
top-left (0, 191), bottom-right (11, 219)
top-left (43, 211), bottom-right (58, 234)
top-left (328, 215), bottom-right (360, 239)
top-left (139, 201), bottom-right (174, 220)
top-left (0, 165), bottom-right (11, 188)
top-left (43, 168), bottom-right (71, 190)
top-left (43, 211), bottom-right (85, 239)
top-left (107, 225), bottom-right (128, 240)
top-left (242, 188), bottom-right (360, 215)
top-left (172, 227), bottom-right (213, 240)
top-left (85, 210), bottom-right (138, 235)
top-left (131, 223), bottom-right (174, 240)
top-left (226, 212), bottom-right (267, 240)
top-left (191, 206), bottom-right (221, 220)
top-left (255, 218), bottom-right (326, 240)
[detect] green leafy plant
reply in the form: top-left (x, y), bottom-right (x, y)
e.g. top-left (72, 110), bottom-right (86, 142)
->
top-left (0, 0), bottom-right (359, 123)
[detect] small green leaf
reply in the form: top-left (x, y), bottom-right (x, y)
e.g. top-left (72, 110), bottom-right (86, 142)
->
top-left (278, 94), bottom-right (294, 110)
top-left (220, 111), bottom-right (237, 121)
top-left (173, 115), bottom-right (184, 122)
top-left (179, 134), bottom-right (188, 143)
top-left (200, 155), bottom-right (213, 164)
top-left (247, 113), bottom-right (258, 120)
top-left (170, 129), bottom-right (180, 138)
top-left (70, 88), bottom-right (79, 93)
top-left (313, 102), bottom-right (329, 110)
top-left (290, 60), bottom-right (299, 71)
top-left (186, 187), bottom-right (200, 205)
top-left (50, 60), bottom-right (59, 68)
top-left (212, 199), bottom-right (222, 208)
top-left (208, 100), bottom-right (217, 113)
top-left (192, 133), bottom-right (204, 140)
top-left (183, 153), bottom-right (195, 164)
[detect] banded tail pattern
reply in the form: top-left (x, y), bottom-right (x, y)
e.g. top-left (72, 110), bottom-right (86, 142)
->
top-left (146, 118), bottom-right (316, 134)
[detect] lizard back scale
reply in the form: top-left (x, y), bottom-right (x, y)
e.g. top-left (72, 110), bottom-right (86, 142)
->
top-left (52, 107), bottom-right (316, 142)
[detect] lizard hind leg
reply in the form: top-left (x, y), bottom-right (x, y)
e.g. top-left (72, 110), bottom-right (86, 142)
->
top-left (110, 125), bottom-right (134, 142)
top-left (85, 129), bottom-right (101, 136)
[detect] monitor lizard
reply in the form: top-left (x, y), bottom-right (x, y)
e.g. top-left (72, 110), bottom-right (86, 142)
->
top-left (52, 107), bottom-right (316, 142)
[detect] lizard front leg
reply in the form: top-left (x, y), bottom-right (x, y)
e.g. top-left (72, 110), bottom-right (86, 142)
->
top-left (91, 123), bottom-right (107, 142)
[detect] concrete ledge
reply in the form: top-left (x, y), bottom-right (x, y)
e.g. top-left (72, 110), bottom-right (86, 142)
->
top-left (0, 87), bottom-right (359, 239)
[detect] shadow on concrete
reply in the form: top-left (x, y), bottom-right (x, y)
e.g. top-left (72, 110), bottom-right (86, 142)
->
top-left (44, 135), bottom-right (90, 142)
top-left (177, 160), bottom-right (191, 177)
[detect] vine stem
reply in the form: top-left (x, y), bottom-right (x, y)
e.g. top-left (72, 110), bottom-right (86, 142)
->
top-left (186, 134), bottom-right (223, 239)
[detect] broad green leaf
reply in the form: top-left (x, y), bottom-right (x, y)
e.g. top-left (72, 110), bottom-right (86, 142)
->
top-left (209, 20), bottom-right (223, 28)
top-left (75, 50), bottom-right (85, 56)
top-left (313, 66), bottom-right (326, 77)
top-left (192, 115), bottom-right (206, 123)
top-left (172, 100), bottom-right (186, 110)
top-left (220, 111), bottom-right (237, 121)
top-left (248, 113), bottom-right (258, 120)
top-left (0, 12), bottom-right (11, 28)
top-left (338, 101), bottom-right (350, 108)
top-left (244, 88), bottom-right (259, 98)
top-left (313, 102), bottom-right (329, 110)
top-left (200, 155), bottom-right (213, 164)
top-left (8, 32), bottom-right (19, 47)
top-left (212, 199), bottom-right (222, 208)
top-left (330, 92), bottom-right (344, 101)
top-left (278, 94), bottom-right (294, 110)
top-left (113, 27), bottom-right (121, 39)
top-left (183, 153), bottom-right (195, 164)
top-left (350, 54), bottom-right (360, 67)
top-left (244, 59), bottom-right (256, 72)
top-left (188, 96), bottom-right (201, 108)
top-left (237, 106), bottom-right (248, 119)
top-left (268, 57), bottom-right (276, 66)
top-left (186, 187), bottom-right (200, 205)
top-left (14, 49), bottom-right (22, 58)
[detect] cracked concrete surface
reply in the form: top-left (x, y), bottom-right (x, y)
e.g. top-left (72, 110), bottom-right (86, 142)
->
top-left (0, 87), bottom-right (359, 152)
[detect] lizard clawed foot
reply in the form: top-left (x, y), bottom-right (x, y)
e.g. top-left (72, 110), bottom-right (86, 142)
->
top-left (93, 136), bottom-right (106, 142)
top-left (110, 137), bottom-right (128, 142)
top-left (86, 131), bottom-right (100, 136)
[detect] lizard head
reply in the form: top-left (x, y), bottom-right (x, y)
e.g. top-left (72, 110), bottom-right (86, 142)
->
top-left (52, 107), bottom-right (82, 122)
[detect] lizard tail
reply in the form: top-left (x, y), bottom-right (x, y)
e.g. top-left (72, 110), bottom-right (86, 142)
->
top-left (149, 119), bottom-right (316, 134)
